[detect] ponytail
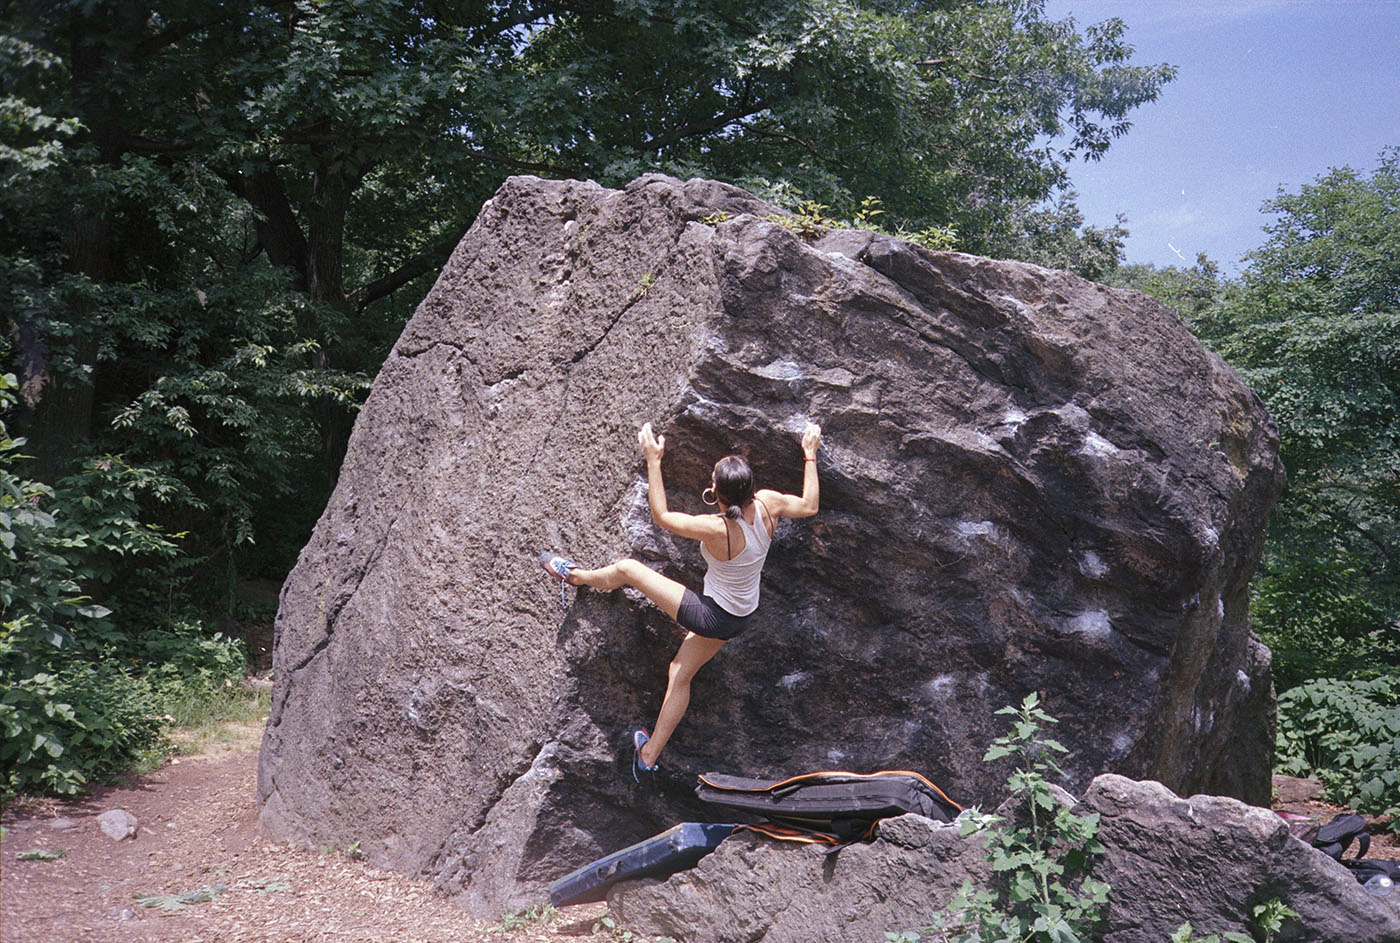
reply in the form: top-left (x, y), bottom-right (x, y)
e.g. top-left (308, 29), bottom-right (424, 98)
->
top-left (713, 455), bottom-right (754, 516)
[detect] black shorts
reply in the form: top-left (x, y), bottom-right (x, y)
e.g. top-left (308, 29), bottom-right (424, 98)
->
top-left (677, 589), bottom-right (752, 641)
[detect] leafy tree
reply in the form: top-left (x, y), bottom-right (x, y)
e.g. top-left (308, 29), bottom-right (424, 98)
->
top-left (1108, 252), bottom-right (1229, 325)
top-left (2, 0), bottom-right (1175, 598)
top-left (1188, 151), bottom-right (1400, 687)
top-left (1, 1), bottom-right (1176, 791)
top-left (993, 191), bottom-right (1130, 280)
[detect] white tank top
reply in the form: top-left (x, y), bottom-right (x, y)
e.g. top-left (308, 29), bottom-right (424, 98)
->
top-left (701, 505), bottom-right (772, 616)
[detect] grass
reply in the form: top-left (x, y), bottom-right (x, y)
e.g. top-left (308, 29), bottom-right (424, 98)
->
top-left (157, 676), bottom-right (273, 762)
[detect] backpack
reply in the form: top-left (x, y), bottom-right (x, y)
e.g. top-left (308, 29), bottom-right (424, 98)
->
top-left (696, 769), bottom-right (962, 847)
top-left (1312, 812), bottom-right (1399, 893)
top-left (1314, 812), bottom-right (1369, 861)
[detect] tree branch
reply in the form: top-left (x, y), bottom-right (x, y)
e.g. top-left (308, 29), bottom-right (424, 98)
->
top-left (136, 1), bottom-right (295, 56)
top-left (348, 225), bottom-right (472, 310)
top-left (213, 165), bottom-right (311, 286)
top-left (746, 124), bottom-right (848, 170)
top-left (639, 99), bottom-right (771, 153)
top-left (461, 146), bottom-right (582, 177)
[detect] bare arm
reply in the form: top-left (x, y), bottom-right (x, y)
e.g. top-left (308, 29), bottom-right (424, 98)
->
top-left (758, 422), bottom-right (821, 519)
top-left (638, 423), bottom-right (726, 540)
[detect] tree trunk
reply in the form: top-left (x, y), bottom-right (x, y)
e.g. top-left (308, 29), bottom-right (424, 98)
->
top-left (304, 161), bottom-right (362, 486)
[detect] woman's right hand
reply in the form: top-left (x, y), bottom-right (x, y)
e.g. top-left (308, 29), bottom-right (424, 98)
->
top-left (801, 422), bottom-right (822, 459)
top-left (638, 422), bottom-right (666, 462)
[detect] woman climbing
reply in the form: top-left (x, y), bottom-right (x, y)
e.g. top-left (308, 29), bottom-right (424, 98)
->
top-left (540, 420), bottom-right (822, 780)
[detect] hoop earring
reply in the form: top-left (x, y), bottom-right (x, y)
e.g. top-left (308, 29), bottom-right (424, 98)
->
top-left (701, 488), bottom-right (718, 506)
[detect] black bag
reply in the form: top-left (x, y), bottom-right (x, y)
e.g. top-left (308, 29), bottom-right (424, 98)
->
top-left (1314, 812), bottom-right (1370, 861)
top-left (548, 822), bottom-right (737, 907)
top-left (1311, 812), bottom-right (1400, 893)
top-left (696, 769), bottom-right (961, 845)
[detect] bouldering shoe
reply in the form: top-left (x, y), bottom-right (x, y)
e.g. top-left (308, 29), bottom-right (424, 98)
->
top-left (539, 551), bottom-right (577, 611)
top-left (632, 728), bottom-right (659, 783)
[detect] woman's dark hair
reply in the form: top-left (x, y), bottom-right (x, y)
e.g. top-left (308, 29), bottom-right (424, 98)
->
top-left (713, 455), bottom-right (755, 520)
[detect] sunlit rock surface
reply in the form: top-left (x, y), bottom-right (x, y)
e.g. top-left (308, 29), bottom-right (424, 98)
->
top-left (258, 174), bottom-right (1283, 914)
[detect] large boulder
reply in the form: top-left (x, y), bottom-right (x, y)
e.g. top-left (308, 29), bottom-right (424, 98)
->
top-left (257, 174), bottom-right (1284, 914)
top-left (609, 775), bottom-right (1400, 943)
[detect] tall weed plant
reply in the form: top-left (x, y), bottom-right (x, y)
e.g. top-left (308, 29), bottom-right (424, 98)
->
top-left (894, 694), bottom-right (1110, 943)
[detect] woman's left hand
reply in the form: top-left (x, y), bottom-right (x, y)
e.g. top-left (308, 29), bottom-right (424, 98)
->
top-left (638, 422), bottom-right (666, 462)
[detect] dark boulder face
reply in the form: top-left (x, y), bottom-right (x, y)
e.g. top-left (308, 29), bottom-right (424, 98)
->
top-left (257, 174), bottom-right (1284, 914)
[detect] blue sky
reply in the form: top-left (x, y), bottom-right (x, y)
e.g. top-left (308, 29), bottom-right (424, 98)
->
top-left (1042, 0), bottom-right (1400, 272)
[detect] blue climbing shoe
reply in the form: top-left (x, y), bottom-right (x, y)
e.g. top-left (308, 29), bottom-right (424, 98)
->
top-left (632, 727), bottom-right (659, 783)
top-left (539, 551), bottom-right (577, 611)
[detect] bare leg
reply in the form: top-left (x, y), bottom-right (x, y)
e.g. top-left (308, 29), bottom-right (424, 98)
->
top-left (568, 558), bottom-right (686, 620)
top-left (564, 558), bottom-right (722, 766)
top-left (640, 632), bottom-right (726, 767)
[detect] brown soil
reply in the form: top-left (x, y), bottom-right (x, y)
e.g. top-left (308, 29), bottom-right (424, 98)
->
top-left (0, 725), bottom-right (613, 943)
top-left (4, 729), bottom-right (1394, 943)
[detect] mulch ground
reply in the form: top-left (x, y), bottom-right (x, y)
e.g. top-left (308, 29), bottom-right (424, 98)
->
top-left (3, 730), bottom-right (1394, 943)
top-left (1, 734), bottom-right (613, 943)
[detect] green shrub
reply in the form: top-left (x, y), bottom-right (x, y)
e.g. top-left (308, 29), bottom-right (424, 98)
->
top-left (0, 626), bottom-right (251, 798)
top-left (898, 694), bottom-right (1110, 943)
top-left (0, 660), bottom-right (166, 795)
top-left (1, 372), bottom-right (256, 798)
top-left (1276, 677), bottom-right (1400, 832)
top-left (1171, 898), bottom-right (1299, 943)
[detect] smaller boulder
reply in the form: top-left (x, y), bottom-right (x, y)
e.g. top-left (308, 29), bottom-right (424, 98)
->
top-left (1272, 774), bottom-right (1326, 805)
top-left (96, 810), bottom-right (138, 842)
top-left (48, 817), bottom-right (79, 832)
top-left (609, 775), bottom-right (1400, 942)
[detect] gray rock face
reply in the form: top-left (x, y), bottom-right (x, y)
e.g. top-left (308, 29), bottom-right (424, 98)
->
top-left (610, 775), bottom-right (1400, 943)
top-left (1084, 775), bottom-right (1400, 941)
top-left (257, 174), bottom-right (1283, 914)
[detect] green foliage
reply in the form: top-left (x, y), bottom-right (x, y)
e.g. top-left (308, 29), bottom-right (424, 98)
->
top-left (0, 661), bottom-right (165, 796)
top-left (1170, 898), bottom-right (1299, 943)
top-left (1275, 677), bottom-right (1400, 831)
top-left (135, 883), bottom-right (228, 911)
top-left (1170, 922), bottom-right (1254, 943)
top-left (1108, 254), bottom-right (1229, 328)
top-left (1249, 898), bottom-right (1301, 943)
top-left (16, 847), bottom-right (66, 861)
top-left (989, 191), bottom-right (1129, 280)
top-left (2, 377), bottom-right (250, 796)
top-left (1123, 153), bottom-right (1400, 689)
top-left (1203, 152), bottom-right (1400, 687)
top-left (499, 903), bottom-right (557, 931)
top-left (924, 694), bottom-right (1110, 943)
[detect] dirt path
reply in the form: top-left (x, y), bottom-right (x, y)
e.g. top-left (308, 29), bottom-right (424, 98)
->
top-left (4, 726), bottom-right (1393, 943)
top-left (1, 730), bottom-right (613, 943)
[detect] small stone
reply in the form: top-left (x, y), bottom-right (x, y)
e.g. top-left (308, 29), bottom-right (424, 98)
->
top-left (97, 809), bottom-right (138, 841)
top-left (49, 817), bottom-right (79, 831)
